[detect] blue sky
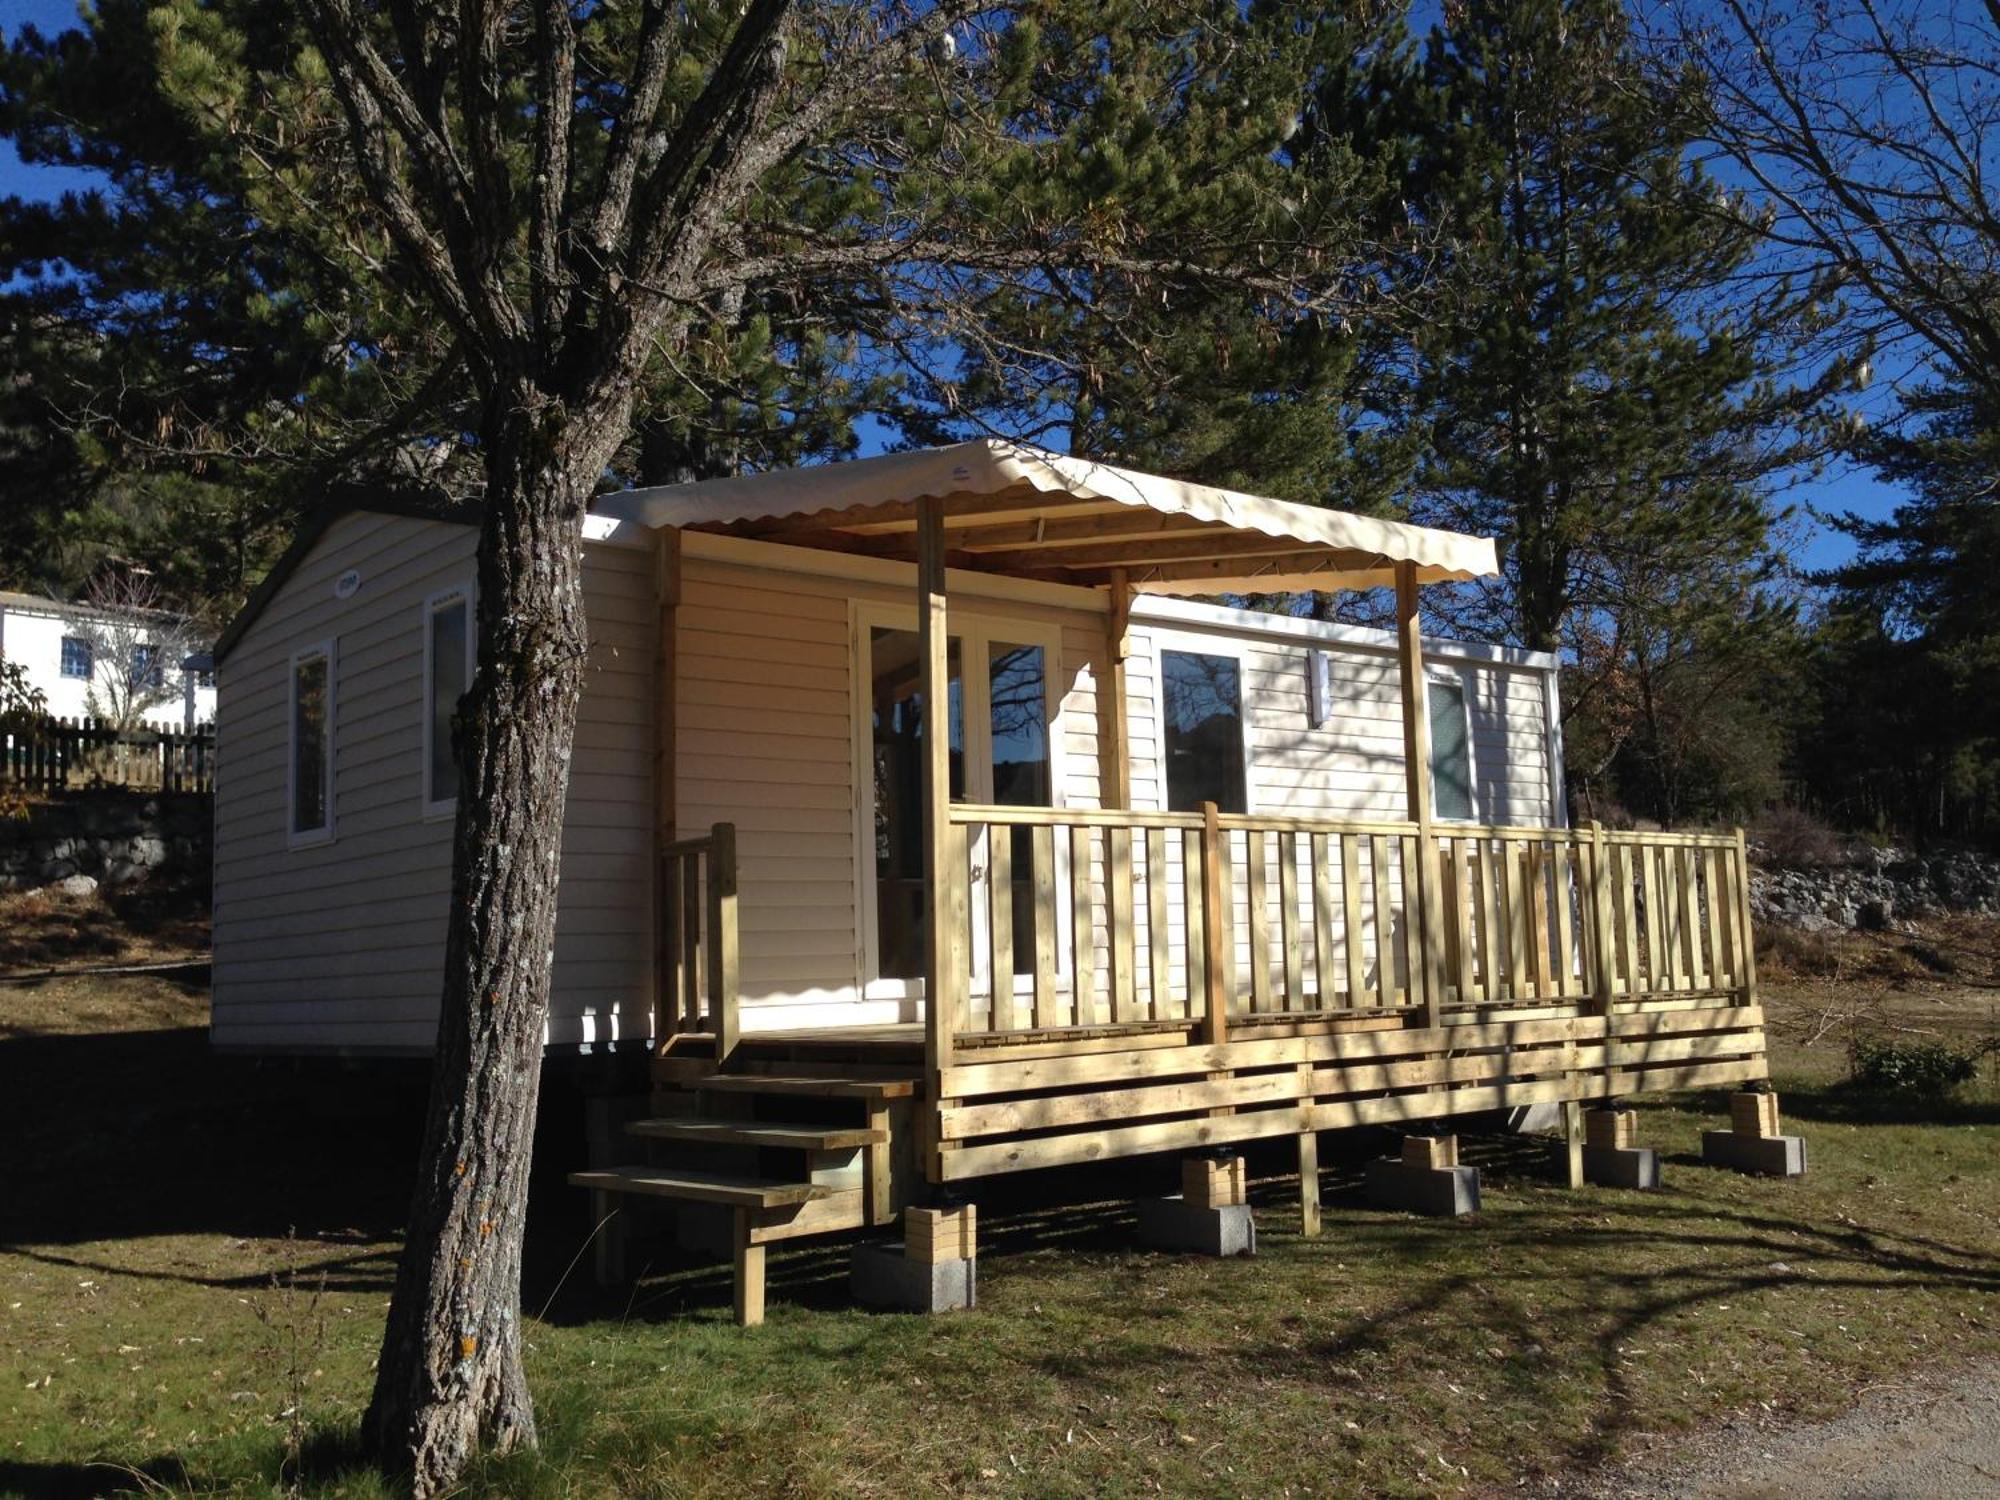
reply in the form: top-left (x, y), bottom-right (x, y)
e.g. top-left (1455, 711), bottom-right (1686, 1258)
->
top-left (0, 0), bottom-right (1906, 573)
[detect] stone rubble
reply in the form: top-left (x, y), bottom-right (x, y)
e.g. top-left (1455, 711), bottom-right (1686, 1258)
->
top-left (1748, 841), bottom-right (2000, 933)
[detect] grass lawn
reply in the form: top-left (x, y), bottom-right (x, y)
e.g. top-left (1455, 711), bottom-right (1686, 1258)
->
top-left (2, 893), bottom-right (1996, 1498)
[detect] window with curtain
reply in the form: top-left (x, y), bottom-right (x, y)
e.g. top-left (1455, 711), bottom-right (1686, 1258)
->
top-left (1161, 649), bottom-right (1246, 813)
top-left (290, 646), bottom-right (333, 841)
top-left (1428, 676), bottom-right (1474, 821)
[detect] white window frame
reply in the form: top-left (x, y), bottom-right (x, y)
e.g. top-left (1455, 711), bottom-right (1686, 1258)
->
top-left (1425, 665), bottom-right (1478, 824)
top-left (59, 635), bottom-right (92, 680)
top-left (421, 583), bottom-right (476, 820)
top-left (848, 600), bottom-right (1068, 1006)
top-left (287, 639), bottom-right (337, 849)
top-left (1147, 628), bottom-right (1256, 815)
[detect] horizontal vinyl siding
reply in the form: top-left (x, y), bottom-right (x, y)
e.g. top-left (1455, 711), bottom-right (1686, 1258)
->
top-left (1116, 617), bottom-right (1559, 1012)
top-left (673, 550), bottom-right (1108, 1018)
top-left (212, 514), bottom-right (656, 1052)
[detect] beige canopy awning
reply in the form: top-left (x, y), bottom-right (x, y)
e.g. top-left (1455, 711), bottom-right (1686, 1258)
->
top-left (593, 439), bottom-right (1497, 594)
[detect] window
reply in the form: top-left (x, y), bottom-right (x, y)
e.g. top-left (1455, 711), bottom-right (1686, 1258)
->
top-left (289, 643), bottom-right (334, 843)
top-left (423, 589), bottom-right (472, 813)
top-left (1428, 675), bottom-right (1474, 821)
top-left (1161, 649), bottom-right (1247, 813)
top-left (60, 636), bottom-right (92, 680)
top-left (131, 644), bottom-right (163, 691)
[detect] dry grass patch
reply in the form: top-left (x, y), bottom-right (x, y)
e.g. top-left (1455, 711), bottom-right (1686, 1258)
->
top-left (1, 924), bottom-right (1996, 1498)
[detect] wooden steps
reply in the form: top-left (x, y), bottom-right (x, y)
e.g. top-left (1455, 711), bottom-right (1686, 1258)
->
top-left (567, 1166), bottom-right (831, 1208)
top-left (694, 1073), bottom-right (920, 1101)
top-left (625, 1117), bottom-right (887, 1151)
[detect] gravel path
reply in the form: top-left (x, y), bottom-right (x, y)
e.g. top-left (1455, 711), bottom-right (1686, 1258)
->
top-left (1517, 1361), bottom-right (2000, 1499)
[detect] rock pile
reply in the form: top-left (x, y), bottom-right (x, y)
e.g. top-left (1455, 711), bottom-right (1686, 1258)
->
top-left (1749, 842), bottom-right (2000, 932)
top-left (0, 792), bottom-right (210, 892)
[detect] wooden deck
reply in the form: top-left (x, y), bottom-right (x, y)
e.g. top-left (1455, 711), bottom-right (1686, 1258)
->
top-left (650, 810), bottom-right (1765, 1176)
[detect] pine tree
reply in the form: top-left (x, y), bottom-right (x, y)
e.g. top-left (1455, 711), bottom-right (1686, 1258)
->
top-left (1402, 0), bottom-right (1833, 656)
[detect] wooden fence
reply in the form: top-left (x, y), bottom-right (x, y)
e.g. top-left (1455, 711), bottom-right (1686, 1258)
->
top-left (0, 716), bottom-right (215, 793)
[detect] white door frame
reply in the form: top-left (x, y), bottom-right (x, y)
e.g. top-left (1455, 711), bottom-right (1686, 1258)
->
top-left (849, 599), bottom-right (1067, 1008)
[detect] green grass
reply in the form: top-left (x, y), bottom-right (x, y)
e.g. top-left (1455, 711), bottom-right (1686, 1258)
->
top-left (3, 961), bottom-right (1998, 1498)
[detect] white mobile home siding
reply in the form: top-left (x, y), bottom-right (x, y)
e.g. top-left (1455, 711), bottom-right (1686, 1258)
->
top-left (672, 537), bottom-right (1108, 1027)
top-left (211, 519), bottom-right (1560, 1051)
top-left (210, 512), bottom-right (655, 1052)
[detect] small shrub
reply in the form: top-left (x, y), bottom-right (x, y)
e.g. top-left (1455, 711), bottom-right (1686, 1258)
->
top-left (1758, 923), bottom-right (1842, 977)
top-left (1845, 1034), bottom-right (1990, 1096)
top-left (1755, 805), bottom-right (1845, 867)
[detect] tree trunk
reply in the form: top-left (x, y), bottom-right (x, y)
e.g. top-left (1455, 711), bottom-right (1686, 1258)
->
top-left (363, 397), bottom-right (598, 1495)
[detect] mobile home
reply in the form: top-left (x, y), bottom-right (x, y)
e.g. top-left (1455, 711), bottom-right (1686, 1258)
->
top-left (212, 441), bottom-right (1768, 1319)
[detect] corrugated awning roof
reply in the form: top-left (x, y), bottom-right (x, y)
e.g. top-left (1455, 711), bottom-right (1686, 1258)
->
top-left (593, 440), bottom-right (1497, 595)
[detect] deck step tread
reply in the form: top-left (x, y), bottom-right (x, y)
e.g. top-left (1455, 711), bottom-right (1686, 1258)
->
top-left (625, 1117), bottom-right (886, 1150)
top-left (567, 1166), bottom-right (831, 1208)
top-left (694, 1073), bottom-right (920, 1100)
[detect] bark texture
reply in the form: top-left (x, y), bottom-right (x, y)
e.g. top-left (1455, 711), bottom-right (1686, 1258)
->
top-left (362, 398), bottom-right (605, 1492)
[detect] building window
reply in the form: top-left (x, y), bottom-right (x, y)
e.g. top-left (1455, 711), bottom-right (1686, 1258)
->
top-left (423, 589), bottom-right (472, 813)
top-left (1161, 649), bottom-right (1247, 813)
top-left (130, 644), bottom-right (164, 691)
top-left (1428, 675), bottom-right (1474, 821)
top-left (290, 643), bottom-right (334, 843)
top-left (60, 636), bottom-right (92, 679)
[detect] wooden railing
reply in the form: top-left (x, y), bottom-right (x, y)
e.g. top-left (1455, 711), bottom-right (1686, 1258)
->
top-left (656, 822), bottom-right (740, 1062)
top-left (941, 805), bottom-right (1753, 1045)
top-left (1, 716), bottom-right (215, 793)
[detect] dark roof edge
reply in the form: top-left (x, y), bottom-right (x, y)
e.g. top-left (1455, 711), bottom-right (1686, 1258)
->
top-left (214, 494), bottom-right (478, 665)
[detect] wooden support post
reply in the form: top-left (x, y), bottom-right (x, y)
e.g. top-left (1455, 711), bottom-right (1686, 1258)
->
top-left (591, 1190), bottom-right (625, 1287)
top-left (1394, 562), bottom-right (1446, 1028)
top-left (865, 1099), bottom-right (893, 1226)
top-left (1298, 1061), bottom-right (1321, 1237)
top-left (732, 1207), bottom-right (766, 1328)
top-left (1100, 570), bottom-right (1133, 811)
top-left (1562, 1098), bottom-right (1585, 1190)
top-left (651, 528), bottom-right (682, 1047)
top-left (1201, 801), bottom-right (1229, 1046)
top-left (918, 496), bottom-right (956, 1085)
top-left (906, 1204), bottom-right (977, 1263)
top-left (708, 822), bottom-right (739, 1066)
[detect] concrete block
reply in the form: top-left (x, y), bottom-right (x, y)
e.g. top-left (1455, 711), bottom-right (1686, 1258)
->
top-left (1365, 1156), bottom-right (1480, 1217)
top-left (850, 1241), bottom-right (976, 1313)
top-left (1703, 1129), bottom-right (1807, 1177)
top-left (1135, 1196), bottom-right (1257, 1256)
top-left (1582, 1143), bottom-right (1661, 1190)
top-left (1732, 1091), bottom-right (1781, 1137)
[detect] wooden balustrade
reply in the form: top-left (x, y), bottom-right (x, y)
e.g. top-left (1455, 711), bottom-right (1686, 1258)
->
top-left (656, 822), bottom-right (740, 1062)
top-left (940, 806), bottom-right (1753, 1046)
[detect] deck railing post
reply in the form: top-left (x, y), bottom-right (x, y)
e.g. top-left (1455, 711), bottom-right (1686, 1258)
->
top-left (656, 853), bottom-right (680, 1047)
top-left (1732, 827), bottom-right (1758, 1007)
top-left (1200, 801), bottom-right (1229, 1046)
top-left (1586, 821), bottom-right (1617, 1016)
top-left (916, 494), bottom-right (957, 1095)
top-left (708, 821), bottom-right (740, 1066)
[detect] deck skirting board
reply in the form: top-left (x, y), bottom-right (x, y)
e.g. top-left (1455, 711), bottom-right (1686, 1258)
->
top-left (931, 1004), bottom-right (1766, 1181)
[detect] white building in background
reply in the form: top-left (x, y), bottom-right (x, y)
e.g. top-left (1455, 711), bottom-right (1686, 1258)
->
top-left (0, 590), bottom-right (217, 729)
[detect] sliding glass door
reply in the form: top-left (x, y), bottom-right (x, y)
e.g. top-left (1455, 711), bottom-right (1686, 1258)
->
top-left (859, 607), bottom-right (1061, 1006)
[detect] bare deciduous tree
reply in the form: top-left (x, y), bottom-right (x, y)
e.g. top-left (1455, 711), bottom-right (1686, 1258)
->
top-left (73, 571), bottom-right (204, 730)
top-left (1676, 0), bottom-right (2000, 392)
